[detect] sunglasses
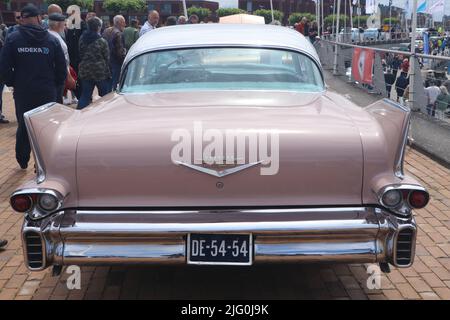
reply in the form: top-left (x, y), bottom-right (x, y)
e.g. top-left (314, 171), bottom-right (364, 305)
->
top-left (16, 16), bottom-right (21, 19)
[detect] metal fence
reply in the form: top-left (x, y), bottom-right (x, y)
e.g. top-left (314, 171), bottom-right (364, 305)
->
top-left (324, 31), bottom-right (411, 45)
top-left (314, 38), bottom-right (450, 123)
top-left (314, 39), bottom-right (450, 166)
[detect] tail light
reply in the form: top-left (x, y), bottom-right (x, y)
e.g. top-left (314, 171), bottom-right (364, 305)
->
top-left (408, 190), bottom-right (429, 209)
top-left (379, 185), bottom-right (429, 217)
top-left (381, 189), bottom-right (403, 208)
top-left (10, 189), bottom-right (62, 219)
top-left (10, 194), bottom-right (33, 212)
top-left (38, 194), bottom-right (59, 211)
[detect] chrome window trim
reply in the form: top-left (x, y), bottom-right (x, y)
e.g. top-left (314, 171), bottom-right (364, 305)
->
top-left (23, 102), bottom-right (56, 184)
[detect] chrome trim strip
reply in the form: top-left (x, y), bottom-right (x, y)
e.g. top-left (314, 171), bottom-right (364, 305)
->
top-left (174, 160), bottom-right (263, 178)
top-left (383, 98), bottom-right (410, 113)
top-left (60, 219), bottom-right (379, 235)
top-left (23, 102), bottom-right (56, 184)
top-left (394, 108), bottom-right (411, 179)
top-left (75, 207), bottom-right (367, 215)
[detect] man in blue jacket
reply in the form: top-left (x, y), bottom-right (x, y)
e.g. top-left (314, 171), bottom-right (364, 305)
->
top-left (0, 4), bottom-right (67, 169)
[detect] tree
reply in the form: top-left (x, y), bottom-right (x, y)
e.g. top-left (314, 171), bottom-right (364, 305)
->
top-left (103, 0), bottom-right (145, 14)
top-left (187, 6), bottom-right (211, 21)
top-left (254, 9), bottom-right (283, 24)
top-left (43, 0), bottom-right (93, 11)
top-left (217, 8), bottom-right (246, 17)
top-left (324, 14), bottom-right (349, 28)
top-left (383, 17), bottom-right (400, 25)
top-left (288, 12), bottom-right (316, 26)
top-left (353, 15), bottom-right (370, 27)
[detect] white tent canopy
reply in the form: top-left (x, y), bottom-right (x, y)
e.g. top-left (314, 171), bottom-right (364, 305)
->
top-left (219, 14), bottom-right (265, 24)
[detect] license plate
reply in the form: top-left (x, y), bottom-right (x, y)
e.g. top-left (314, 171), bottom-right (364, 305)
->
top-left (187, 233), bottom-right (253, 265)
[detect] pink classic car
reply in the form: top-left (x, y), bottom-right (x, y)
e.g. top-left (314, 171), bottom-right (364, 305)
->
top-left (11, 24), bottom-right (429, 274)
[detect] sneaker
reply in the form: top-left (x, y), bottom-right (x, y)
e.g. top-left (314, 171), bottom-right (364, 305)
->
top-left (63, 97), bottom-right (71, 105)
top-left (0, 239), bottom-right (7, 248)
top-left (0, 118), bottom-right (9, 124)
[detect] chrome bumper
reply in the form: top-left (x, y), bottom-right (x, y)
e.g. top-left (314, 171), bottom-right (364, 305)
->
top-left (21, 207), bottom-right (416, 270)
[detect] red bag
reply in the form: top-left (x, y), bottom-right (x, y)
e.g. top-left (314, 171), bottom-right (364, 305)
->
top-left (65, 65), bottom-right (77, 91)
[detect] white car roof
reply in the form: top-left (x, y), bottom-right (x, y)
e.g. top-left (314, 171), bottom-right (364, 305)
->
top-left (124, 24), bottom-right (319, 66)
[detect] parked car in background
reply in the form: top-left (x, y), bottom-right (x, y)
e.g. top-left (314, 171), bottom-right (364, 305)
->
top-left (338, 27), bottom-right (364, 43)
top-left (11, 24), bottom-right (428, 274)
top-left (363, 28), bottom-right (386, 41)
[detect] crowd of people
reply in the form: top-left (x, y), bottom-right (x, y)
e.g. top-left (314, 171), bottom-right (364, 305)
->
top-left (0, 3), bottom-right (217, 172)
top-left (381, 51), bottom-right (450, 119)
top-left (0, 3), bottom-right (225, 249)
top-left (294, 17), bottom-right (318, 43)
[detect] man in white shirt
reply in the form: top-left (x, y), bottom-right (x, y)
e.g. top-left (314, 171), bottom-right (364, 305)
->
top-left (139, 10), bottom-right (159, 37)
top-left (425, 81), bottom-right (441, 117)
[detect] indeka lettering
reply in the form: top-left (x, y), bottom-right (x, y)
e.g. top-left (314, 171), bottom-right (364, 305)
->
top-left (17, 47), bottom-right (49, 54)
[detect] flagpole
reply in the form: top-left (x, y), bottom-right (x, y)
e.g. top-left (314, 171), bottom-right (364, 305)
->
top-left (182, 0), bottom-right (188, 17)
top-left (344, 0), bottom-right (347, 30)
top-left (389, 0), bottom-right (392, 34)
top-left (409, 0), bottom-right (418, 109)
top-left (350, 0), bottom-right (353, 30)
top-left (317, 0), bottom-right (321, 37)
top-left (332, 0), bottom-right (336, 35)
top-left (333, 0), bottom-right (342, 74)
top-left (270, 0), bottom-right (274, 23)
top-left (321, 0), bottom-right (324, 36)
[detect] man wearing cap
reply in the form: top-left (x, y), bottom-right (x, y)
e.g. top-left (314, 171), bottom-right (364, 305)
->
top-left (0, 4), bottom-right (67, 170)
top-left (48, 13), bottom-right (70, 103)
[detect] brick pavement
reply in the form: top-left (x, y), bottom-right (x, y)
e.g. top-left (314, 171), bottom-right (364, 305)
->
top-left (0, 90), bottom-right (449, 300)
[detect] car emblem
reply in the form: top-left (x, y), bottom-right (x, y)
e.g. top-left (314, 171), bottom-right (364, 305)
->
top-left (174, 160), bottom-right (263, 178)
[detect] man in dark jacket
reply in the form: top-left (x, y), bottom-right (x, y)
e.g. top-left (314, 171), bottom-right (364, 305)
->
top-left (0, 4), bottom-right (67, 169)
top-left (394, 71), bottom-right (409, 102)
top-left (102, 15), bottom-right (126, 92)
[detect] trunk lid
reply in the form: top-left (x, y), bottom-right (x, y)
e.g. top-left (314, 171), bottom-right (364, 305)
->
top-left (76, 91), bottom-right (363, 207)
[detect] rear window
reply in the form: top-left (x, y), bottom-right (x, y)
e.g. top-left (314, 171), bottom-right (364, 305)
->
top-left (121, 47), bottom-right (324, 93)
